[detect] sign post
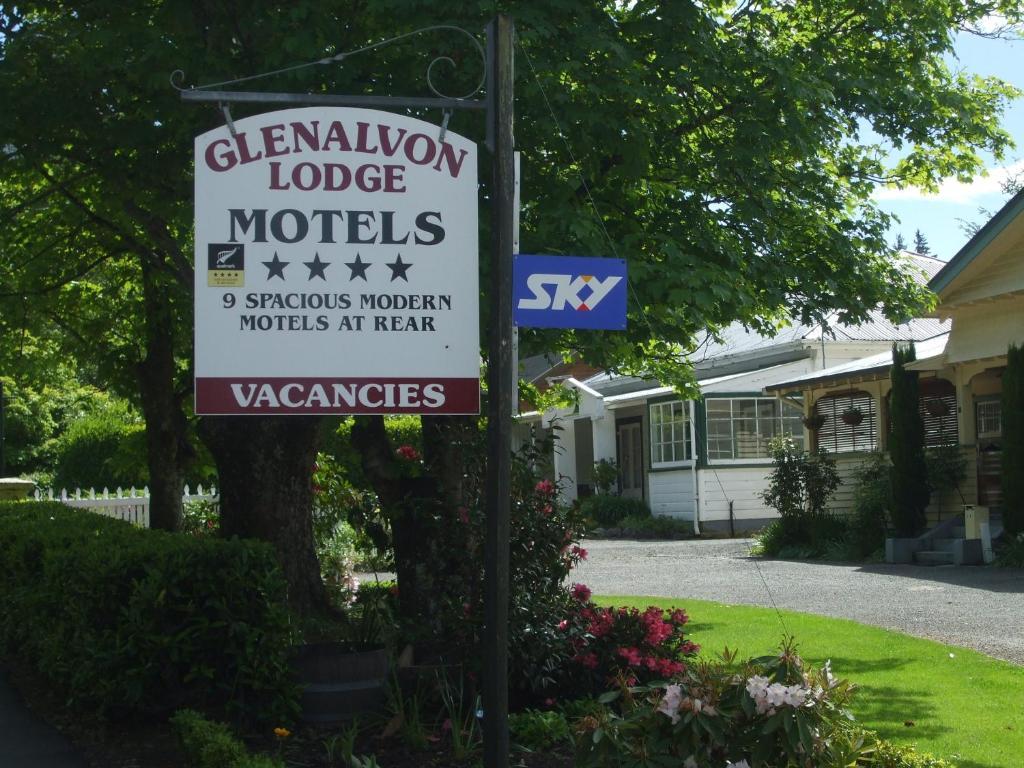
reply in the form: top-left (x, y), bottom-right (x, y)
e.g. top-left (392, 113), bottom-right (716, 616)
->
top-left (483, 14), bottom-right (514, 768)
top-left (180, 18), bottom-right (515, 767)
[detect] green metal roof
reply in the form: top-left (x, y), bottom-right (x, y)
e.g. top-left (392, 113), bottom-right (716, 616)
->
top-left (929, 185), bottom-right (1024, 295)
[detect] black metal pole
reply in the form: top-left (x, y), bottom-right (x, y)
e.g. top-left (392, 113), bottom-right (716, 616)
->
top-left (483, 13), bottom-right (514, 768)
top-left (0, 379), bottom-right (6, 476)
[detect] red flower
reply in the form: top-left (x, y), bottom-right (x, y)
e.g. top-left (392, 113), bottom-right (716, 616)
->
top-left (534, 479), bottom-right (555, 495)
top-left (544, 697), bottom-right (556, 707)
top-left (557, 619), bottom-right (569, 631)
top-left (542, 504), bottom-right (553, 517)
top-left (571, 545), bottom-right (588, 560)
top-left (570, 583), bottom-right (592, 602)
top-left (573, 652), bottom-right (599, 669)
top-left (396, 444), bottom-right (420, 461)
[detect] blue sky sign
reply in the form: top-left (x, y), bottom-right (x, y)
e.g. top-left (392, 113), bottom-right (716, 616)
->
top-left (513, 254), bottom-right (627, 330)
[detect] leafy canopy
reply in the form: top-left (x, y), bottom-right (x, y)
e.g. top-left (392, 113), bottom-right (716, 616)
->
top-left (0, 0), bottom-right (1019, 395)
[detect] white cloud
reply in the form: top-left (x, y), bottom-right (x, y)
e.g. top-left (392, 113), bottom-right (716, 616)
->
top-left (873, 159), bottom-right (1024, 204)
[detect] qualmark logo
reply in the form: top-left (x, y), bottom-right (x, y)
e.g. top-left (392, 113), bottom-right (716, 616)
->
top-left (516, 273), bottom-right (623, 312)
top-left (207, 243), bottom-right (245, 287)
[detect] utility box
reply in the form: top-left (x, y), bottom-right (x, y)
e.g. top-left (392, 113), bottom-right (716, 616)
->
top-left (964, 505), bottom-right (989, 540)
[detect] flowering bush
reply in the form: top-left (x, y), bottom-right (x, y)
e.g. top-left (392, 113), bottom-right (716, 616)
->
top-left (573, 640), bottom-right (873, 768)
top-left (561, 601), bottom-right (699, 694)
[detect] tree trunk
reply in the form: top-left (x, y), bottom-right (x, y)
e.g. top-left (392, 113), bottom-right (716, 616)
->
top-left (351, 415), bottom-right (482, 648)
top-left (199, 415), bottom-right (327, 615)
top-left (137, 259), bottom-right (191, 531)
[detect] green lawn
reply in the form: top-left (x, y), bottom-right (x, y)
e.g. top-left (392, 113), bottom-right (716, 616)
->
top-left (598, 595), bottom-right (1024, 768)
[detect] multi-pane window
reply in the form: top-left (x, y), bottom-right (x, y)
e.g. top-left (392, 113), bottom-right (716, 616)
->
top-left (649, 400), bottom-right (691, 466)
top-left (977, 400), bottom-right (1002, 438)
top-left (706, 397), bottom-right (805, 460)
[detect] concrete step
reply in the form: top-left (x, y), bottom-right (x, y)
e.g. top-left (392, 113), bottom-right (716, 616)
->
top-left (930, 538), bottom-right (960, 552)
top-left (914, 550), bottom-right (955, 566)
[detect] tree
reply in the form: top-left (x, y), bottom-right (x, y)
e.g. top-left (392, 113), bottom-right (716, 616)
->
top-left (3, 0), bottom-right (1021, 613)
top-left (913, 229), bottom-right (931, 255)
top-left (1002, 344), bottom-right (1024, 536)
top-left (889, 342), bottom-right (930, 537)
top-left (893, 233), bottom-right (907, 251)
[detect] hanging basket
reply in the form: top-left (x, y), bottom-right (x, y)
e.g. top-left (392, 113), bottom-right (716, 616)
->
top-left (925, 398), bottom-right (949, 417)
top-left (841, 408), bottom-right (864, 426)
top-left (802, 414), bottom-right (827, 431)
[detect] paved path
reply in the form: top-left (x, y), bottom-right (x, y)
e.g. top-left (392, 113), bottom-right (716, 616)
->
top-left (572, 538), bottom-right (1024, 665)
top-left (0, 668), bottom-right (85, 768)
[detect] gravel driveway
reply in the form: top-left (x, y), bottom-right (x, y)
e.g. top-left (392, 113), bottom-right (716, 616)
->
top-left (571, 538), bottom-right (1024, 665)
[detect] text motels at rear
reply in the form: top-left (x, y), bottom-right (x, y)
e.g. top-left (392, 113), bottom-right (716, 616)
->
top-left (193, 107), bottom-right (480, 415)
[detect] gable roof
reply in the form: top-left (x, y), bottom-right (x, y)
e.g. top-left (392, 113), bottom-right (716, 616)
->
top-left (929, 185), bottom-right (1024, 296)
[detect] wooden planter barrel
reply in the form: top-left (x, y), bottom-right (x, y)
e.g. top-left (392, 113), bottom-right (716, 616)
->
top-left (291, 643), bottom-right (389, 724)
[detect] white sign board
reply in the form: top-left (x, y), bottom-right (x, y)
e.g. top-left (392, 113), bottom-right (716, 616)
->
top-left (193, 107), bottom-right (479, 415)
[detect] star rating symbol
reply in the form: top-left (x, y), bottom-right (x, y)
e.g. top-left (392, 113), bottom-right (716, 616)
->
top-left (386, 254), bottom-right (412, 282)
top-left (346, 253), bottom-right (371, 281)
top-left (304, 252), bottom-right (330, 281)
top-left (263, 252), bottom-right (289, 280)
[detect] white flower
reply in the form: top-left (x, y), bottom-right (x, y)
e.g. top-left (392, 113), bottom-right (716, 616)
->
top-left (683, 757), bottom-right (698, 768)
top-left (658, 684), bottom-right (684, 724)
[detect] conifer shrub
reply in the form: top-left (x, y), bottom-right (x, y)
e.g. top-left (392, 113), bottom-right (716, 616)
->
top-left (1002, 343), bottom-right (1024, 536)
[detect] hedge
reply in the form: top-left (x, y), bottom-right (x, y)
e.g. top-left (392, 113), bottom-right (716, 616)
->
top-left (579, 494), bottom-right (651, 528)
top-left (0, 501), bottom-right (298, 722)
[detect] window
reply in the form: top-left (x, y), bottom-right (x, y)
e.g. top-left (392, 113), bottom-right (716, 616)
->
top-left (650, 400), bottom-right (691, 466)
top-left (706, 397), bottom-right (805, 460)
top-left (814, 391), bottom-right (877, 453)
top-left (977, 400), bottom-right (1002, 438)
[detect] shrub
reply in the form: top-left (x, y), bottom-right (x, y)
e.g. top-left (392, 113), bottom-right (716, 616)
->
top-left (996, 532), bottom-right (1024, 568)
top-left (761, 437), bottom-right (840, 520)
top-left (581, 495), bottom-right (651, 527)
top-left (51, 401), bottom-right (149, 490)
top-left (890, 343), bottom-right (930, 537)
top-left (181, 499), bottom-right (220, 536)
top-left (574, 640), bottom-right (857, 767)
top-left (171, 709), bottom-right (284, 768)
top-left (509, 709), bottom-right (572, 750)
top-left (0, 501), bottom-right (298, 722)
top-left (604, 514), bottom-right (692, 539)
top-left (1003, 343), bottom-right (1024, 536)
top-left (850, 452), bottom-right (892, 558)
top-left (551, 597), bottom-right (699, 700)
top-left (755, 512), bottom-right (850, 559)
top-left (313, 453), bottom-right (392, 572)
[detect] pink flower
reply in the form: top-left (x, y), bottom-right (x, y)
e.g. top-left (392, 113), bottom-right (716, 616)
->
top-left (557, 619), bottom-right (569, 631)
top-left (571, 545), bottom-right (588, 560)
top-left (535, 479), bottom-right (555, 495)
top-left (542, 504), bottom-right (553, 517)
top-left (544, 697), bottom-right (556, 707)
top-left (573, 652), bottom-right (599, 669)
top-left (570, 583), bottom-right (592, 602)
top-left (457, 506), bottom-right (470, 524)
top-left (617, 646), bottom-right (644, 667)
top-left (396, 444), bottom-right (420, 461)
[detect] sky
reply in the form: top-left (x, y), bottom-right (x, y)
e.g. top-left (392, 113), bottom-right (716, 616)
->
top-left (874, 25), bottom-right (1024, 261)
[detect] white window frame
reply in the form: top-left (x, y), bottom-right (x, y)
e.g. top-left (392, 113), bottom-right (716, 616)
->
top-left (705, 396), bottom-right (805, 464)
top-left (649, 399), bottom-right (692, 468)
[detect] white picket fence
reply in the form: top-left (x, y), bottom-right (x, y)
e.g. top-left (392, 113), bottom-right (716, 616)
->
top-left (34, 485), bottom-right (219, 528)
